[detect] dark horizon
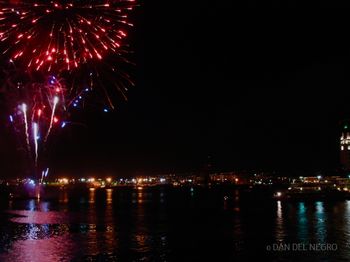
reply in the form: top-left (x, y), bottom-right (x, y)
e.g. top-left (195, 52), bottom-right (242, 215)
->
top-left (1, 4), bottom-right (350, 177)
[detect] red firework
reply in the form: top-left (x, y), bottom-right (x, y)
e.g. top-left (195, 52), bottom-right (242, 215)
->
top-left (0, 0), bottom-right (136, 72)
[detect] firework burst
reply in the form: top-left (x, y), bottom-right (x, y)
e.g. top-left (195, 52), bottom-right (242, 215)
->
top-left (0, 0), bottom-right (136, 72)
top-left (0, 0), bottom-right (137, 181)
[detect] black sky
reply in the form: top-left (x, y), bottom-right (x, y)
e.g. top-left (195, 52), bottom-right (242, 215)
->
top-left (1, 3), bottom-right (350, 177)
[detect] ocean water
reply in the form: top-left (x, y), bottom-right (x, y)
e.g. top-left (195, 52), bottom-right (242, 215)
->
top-left (0, 186), bottom-right (349, 261)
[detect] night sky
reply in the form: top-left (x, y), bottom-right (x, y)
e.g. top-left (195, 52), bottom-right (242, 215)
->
top-left (1, 3), bottom-right (350, 177)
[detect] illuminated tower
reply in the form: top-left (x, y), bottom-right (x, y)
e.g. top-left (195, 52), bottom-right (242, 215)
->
top-left (340, 122), bottom-right (350, 170)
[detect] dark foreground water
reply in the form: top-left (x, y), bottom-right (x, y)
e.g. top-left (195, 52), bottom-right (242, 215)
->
top-left (0, 186), bottom-right (349, 261)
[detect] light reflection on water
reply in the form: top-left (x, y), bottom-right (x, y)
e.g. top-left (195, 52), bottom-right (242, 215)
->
top-left (1, 188), bottom-right (350, 261)
top-left (345, 201), bottom-right (350, 240)
top-left (315, 201), bottom-right (326, 243)
top-left (297, 202), bottom-right (309, 242)
top-left (275, 200), bottom-right (284, 242)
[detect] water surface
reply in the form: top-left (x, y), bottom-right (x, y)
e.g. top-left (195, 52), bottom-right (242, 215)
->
top-left (0, 186), bottom-right (349, 261)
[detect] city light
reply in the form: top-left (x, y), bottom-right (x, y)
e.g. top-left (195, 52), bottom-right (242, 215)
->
top-left (274, 192), bottom-right (282, 198)
top-left (58, 178), bottom-right (69, 184)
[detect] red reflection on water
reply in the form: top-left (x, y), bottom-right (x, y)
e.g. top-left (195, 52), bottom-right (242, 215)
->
top-left (0, 235), bottom-right (78, 261)
top-left (7, 210), bottom-right (70, 224)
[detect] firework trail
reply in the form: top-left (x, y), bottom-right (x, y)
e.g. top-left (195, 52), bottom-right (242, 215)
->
top-left (32, 122), bottom-right (38, 166)
top-left (45, 95), bottom-right (59, 142)
top-left (5, 75), bottom-right (69, 170)
top-left (21, 102), bottom-right (30, 151)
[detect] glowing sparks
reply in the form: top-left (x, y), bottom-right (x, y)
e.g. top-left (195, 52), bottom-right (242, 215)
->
top-left (0, 0), bottom-right (136, 72)
top-left (53, 95), bottom-right (59, 105)
top-left (33, 122), bottom-right (39, 166)
top-left (21, 103), bottom-right (30, 151)
top-left (45, 96), bottom-right (59, 142)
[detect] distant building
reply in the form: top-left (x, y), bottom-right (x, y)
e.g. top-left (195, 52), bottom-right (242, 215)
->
top-left (340, 121), bottom-right (350, 169)
top-left (195, 156), bottom-right (212, 186)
